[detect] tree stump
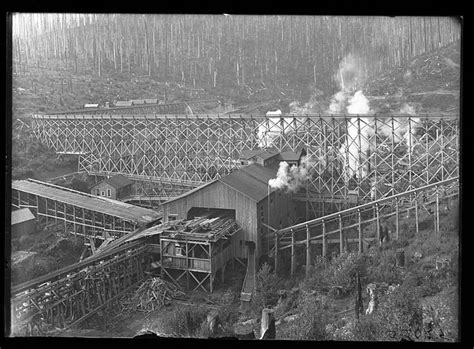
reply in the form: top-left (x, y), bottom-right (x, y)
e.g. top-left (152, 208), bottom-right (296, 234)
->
top-left (206, 309), bottom-right (219, 336)
top-left (260, 308), bottom-right (275, 339)
top-left (396, 249), bottom-right (405, 267)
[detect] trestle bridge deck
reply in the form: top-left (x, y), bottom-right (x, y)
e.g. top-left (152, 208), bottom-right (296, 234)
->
top-left (30, 111), bottom-right (459, 216)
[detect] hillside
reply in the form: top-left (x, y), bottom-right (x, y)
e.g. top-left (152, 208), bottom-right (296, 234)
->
top-left (364, 40), bottom-right (460, 114)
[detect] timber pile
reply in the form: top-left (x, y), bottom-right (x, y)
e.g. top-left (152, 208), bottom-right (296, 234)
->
top-left (365, 41), bottom-right (460, 114)
top-left (166, 215), bottom-right (239, 242)
top-left (120, 277), bottom-right (185, 313)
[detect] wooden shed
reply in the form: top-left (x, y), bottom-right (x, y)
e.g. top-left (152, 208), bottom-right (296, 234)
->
top-left (160, 164), bottom-right (296, 260)
top-left (11, 208), bottom-right (35, 237)
top-left (90, 174), bottom-right (133, 200)
top-left (239, 148), bottom-right (280, 168)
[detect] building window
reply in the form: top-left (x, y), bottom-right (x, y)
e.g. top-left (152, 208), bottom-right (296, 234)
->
top-left (107, 189), bottom-right (111, 197)
top-left (96, 189), bottom-right (100, 196)
top-left (101, 191), bottom-right (105, 196)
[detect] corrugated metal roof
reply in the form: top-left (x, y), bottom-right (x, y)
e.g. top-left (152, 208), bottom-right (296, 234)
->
top-left (11, 208), bottom-right (35, 225)
top-left (219, 164), bottom-right (277, 202)
top-left (239, 148), bottom-right (279, 161)
top-left (102, 174), bottom-right (133, 189)
top-left (12, 180), bottom-right (161, 224)
top-left (162, 164), bottom-right (278, 205)
top-left (161, 180), bottom-right (219, 205)
top-left (279, 149), bottom-right (304, 162)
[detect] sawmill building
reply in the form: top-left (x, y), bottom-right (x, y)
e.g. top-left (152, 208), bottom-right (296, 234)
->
top-left (160, 164), bottom-right (296, 260)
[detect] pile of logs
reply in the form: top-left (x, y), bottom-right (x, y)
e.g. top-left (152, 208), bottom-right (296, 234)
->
top-left (120, 277), bottom-right (185, 313)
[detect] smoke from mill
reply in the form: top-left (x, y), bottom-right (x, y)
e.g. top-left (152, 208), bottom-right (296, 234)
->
top-left (268, 155), bottom-right (316, 192)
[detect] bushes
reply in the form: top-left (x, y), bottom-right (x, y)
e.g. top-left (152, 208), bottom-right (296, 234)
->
top-left (325, 251), bottom-right (366, 296)
top-left (278, 293), bottom-right (330, 340)
top-left (373, 283), bottom-right (423, 341)
top-left (252, 262), bottom-right (279, 314)
top-left (302, 252), bottom-right (366, 297)
top-left (366, 248), bottom-right (403, 285)
top-left (160, 306), bottom-right (208, 337)
top-left (353, 315), bottom-right (383, 341)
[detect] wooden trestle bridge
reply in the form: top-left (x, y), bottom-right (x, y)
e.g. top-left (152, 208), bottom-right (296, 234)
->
top-left (10, 176), bottom-right (458, 335)
top-left (268, 176), bottom-right (459, 278)
top-left (28, 104), bottom-right (459, 216)
top-left (11, 239), bottom-right (150, 336)
top-left (10, 100), bottom-right (460, 335)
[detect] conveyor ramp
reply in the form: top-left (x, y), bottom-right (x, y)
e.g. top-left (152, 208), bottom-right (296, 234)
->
top-left (240, 245), bottom-right (256, 303)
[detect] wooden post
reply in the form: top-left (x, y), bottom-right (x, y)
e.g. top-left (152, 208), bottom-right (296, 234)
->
top-left (395, 198), bottom-right (399, 240)
top-left (45, 199), bottom-right (48, 224)
top-left (35, 195), bottom-right (39, 218)
top-left (435, 186), bottom-right (440, 233)
top-left (73, 205), bottom-right (77, 233)
top-left (355, 272), bottom-right (362, 322)
top-left (63, 204), bottom-right (67, 231)
top-left (338, 214), bottom-right (343, 254)
top-left (186, 241), bottom-right (190, 290)
top-left (209, 244), bottom-right (213, 293)
top-left (414, 193), bottom-right (419, 234)
top-left (322, 220), bottom-right (327, 258)
top-left (358, 209), bottom-right (362, 254)
top-left (260, 308), bottom-right (275, 339)
top-left (274, 232), bottom-right (278, 275)
top-left (54, 200), bottom-right (58, 224)
top-left (374, 203), bottom-right (381, 246)
top-left (82, 208), bottom-right (86, 239)
top-left (306, 224), bottom-right (311, 279)
top-left (290, 228), bottom-right (295, 277)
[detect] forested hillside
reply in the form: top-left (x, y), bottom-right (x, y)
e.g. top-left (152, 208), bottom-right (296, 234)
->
top-left (13, 15), bottom-right (460, 101)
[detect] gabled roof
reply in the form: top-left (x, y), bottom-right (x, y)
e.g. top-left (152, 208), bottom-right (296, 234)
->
top-left (11, 208), bottom-right (35, 225)
top-left (279, 148), bottom-right (306, 162)
top-left (219, 164), bottom-right (278, 202)
top-left (162, 164), bottom-right (279, 206)
top-left (161, 180), bottom-right (219, 205)
top-left (239, 148), bottom-right (279, 161)
top-left (100, 174), bottom-right (133, 189)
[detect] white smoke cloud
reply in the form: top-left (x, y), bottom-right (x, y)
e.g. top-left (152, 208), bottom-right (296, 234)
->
top-left (268, 161), bottom-right (291, 189)
top-left (268, 156), bottom-right (316, 192)
top-left (338, 90), bottom-right (374, 179)
top-left (257, 117), bottom-right (306, 148)
top-left (328, 90), bottom-right (348, 114)
top-left (337, 80), bottom-right (421, 182)
top-left (347, 91), bottom-right (371, 115)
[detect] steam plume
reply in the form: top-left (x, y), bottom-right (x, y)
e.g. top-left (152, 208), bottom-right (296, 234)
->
top-left (268, 156), bottom-right (316, 192)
